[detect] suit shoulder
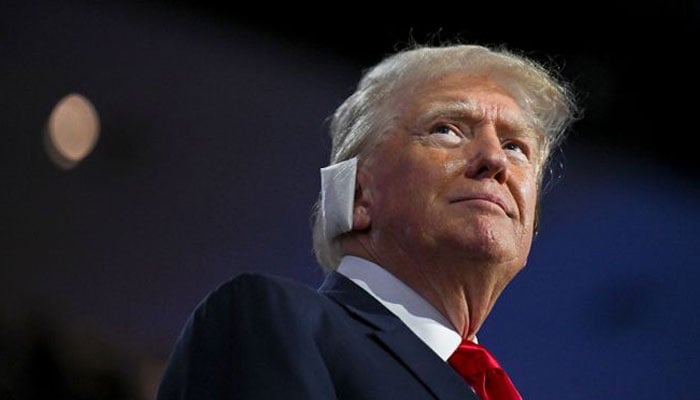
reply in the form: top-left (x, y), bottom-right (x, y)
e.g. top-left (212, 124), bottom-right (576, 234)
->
top-left (197, 272), bottom-right (329, 318)
top-left (214, 272), bottom-right (318, 299)
top-left (219, 271), bottom-right (312, 290)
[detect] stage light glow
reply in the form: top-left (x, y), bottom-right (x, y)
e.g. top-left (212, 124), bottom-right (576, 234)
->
top-left (45, 93), bottom-right (100, 169)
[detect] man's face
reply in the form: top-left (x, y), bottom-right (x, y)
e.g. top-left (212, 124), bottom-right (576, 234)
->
top-left (359, 72), bottom-right (542, 274)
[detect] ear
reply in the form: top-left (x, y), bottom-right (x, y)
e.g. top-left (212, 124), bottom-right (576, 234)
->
top-left (352, 169), bottom-right (371, 231)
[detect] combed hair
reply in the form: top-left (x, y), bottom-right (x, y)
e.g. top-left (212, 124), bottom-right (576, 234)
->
top-left (311, 43), bottom-right (579, 271)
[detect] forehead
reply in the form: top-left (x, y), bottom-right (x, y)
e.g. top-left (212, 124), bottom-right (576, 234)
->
top-left (404, 72), bottom-right (528, 123)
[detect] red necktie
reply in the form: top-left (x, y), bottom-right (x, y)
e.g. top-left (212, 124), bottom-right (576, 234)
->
top-left (447, 340), bottom-right (522, 400)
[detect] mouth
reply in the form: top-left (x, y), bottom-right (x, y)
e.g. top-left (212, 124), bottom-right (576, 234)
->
top-left (449, 194), bottom-right (513, 217)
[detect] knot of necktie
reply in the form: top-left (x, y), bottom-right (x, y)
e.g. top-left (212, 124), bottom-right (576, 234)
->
top-left (447, 340), bottom-right (522, 400)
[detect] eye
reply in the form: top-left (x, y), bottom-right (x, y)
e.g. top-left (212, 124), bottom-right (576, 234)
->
top-left (502, 141), bottom-right (528, 158)
top-left (503, 142), bottom-right (523, 152)
top-left (430, 124), bottom-right (460, 137)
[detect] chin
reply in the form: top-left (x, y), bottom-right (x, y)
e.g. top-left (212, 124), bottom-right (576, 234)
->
top-left (443, 223), bottom-right (523, 263)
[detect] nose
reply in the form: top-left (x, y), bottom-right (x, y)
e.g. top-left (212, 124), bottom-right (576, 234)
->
top-left (464, 125), bottom-right (508, 184)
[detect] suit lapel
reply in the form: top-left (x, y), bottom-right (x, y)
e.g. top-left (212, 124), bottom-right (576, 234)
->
top-left (319, 272), bottom-right (478, 400)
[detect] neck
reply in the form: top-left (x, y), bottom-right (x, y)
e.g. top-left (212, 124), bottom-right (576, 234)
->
top-left (343, 235), bottom-right (516, 339)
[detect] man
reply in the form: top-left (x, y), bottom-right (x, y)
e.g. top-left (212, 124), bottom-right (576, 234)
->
top-left (157, 44), bottom-right (577, 399)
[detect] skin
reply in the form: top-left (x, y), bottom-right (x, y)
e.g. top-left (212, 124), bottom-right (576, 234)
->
top-left (341, 72), bottom-right (543, 340)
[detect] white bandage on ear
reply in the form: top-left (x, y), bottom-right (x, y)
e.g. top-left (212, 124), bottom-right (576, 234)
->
top-left (320, 157), bottom-right (358, 240)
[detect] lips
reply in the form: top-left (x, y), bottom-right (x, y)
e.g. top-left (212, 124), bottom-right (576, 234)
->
top-left (449, 193), bottom-right (514, 217)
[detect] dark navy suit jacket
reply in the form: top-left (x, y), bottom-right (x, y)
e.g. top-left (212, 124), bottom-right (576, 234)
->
top-left (157, 271), bottom-right (478, 399)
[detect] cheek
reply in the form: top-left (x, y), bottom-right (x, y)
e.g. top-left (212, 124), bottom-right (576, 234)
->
top-left (389, 150), bottom-right (448, 191)
top-left (366, 140), bottom-right (455, 217)
top-left (516, 173), bottom-right (539, 226)
top-left (372, 155), bottom-right (447, 224)
top-left (444, 158), bottom-right (467, 175)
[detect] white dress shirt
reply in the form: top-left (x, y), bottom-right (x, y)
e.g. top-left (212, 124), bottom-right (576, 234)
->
top-left (336, 255), bottom-right (463, 361)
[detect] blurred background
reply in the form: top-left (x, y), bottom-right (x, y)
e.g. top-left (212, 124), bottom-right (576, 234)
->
top-left (1, 1), bottom-right (699, 399)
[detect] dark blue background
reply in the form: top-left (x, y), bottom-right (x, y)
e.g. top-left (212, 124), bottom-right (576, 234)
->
top-left (2, 1), bottom-right (698, 398)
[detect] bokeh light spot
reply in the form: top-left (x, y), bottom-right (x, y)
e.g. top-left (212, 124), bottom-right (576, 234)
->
top-left (45, 93), bottom-right (100, 169)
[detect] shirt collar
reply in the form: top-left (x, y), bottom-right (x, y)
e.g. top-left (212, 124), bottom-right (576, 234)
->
top-left (336, 255), bottom-right (462, 361)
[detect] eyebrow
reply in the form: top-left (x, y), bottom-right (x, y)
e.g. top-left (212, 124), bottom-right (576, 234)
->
top-left (413, 100), bottom-right (537, 138)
